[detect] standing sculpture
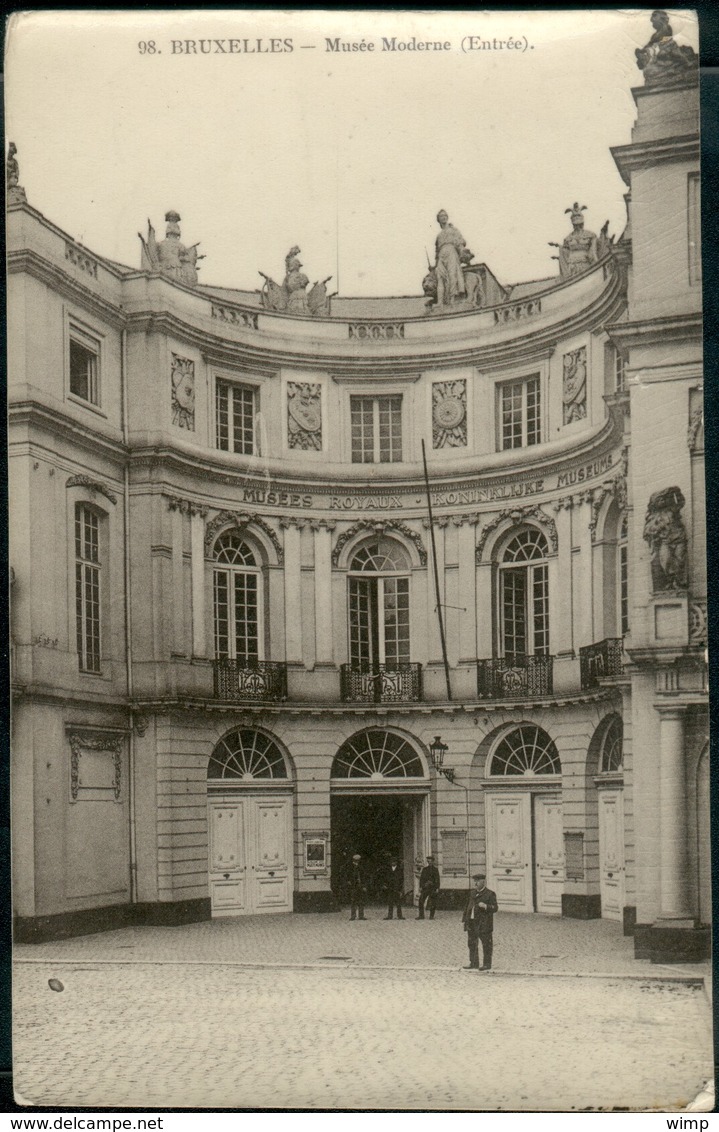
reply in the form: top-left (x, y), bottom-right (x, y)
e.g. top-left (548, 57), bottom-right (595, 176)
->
top-left (259, 246), bottom-right (333, 316)
top-left (635, 10), bottom-right (698, 86)
top-left (139, 211), bottom-right (204, 286)
top-left (643, 486), bottom-right (688, 592)
top-left (433, 210), bottom-right (467, 307)
top-left (6, 142), bottom-right (27, 204)
top-left (549, 204), bottom-right (598, 278)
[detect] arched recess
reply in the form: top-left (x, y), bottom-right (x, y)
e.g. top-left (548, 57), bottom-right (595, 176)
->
top-left (594, 499), bottom-right (628, 641)
top-left (694, 741), bottom-right (711, 926)
top-left (587, 712), bottom-right (625, 922)
top-left (329, 727), bottom-right (430, 904)
top-left (206, 726), bottom-right (295, 918)
top-left (205, 517), bottom-right (281, 670)
top-left (333, 521), bottom-right (426, 572)
top-left (481, 722), bottom-right (564, 915)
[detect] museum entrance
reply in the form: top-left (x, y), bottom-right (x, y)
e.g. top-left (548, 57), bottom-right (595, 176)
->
top-left (329, 728), bottom-right (430, 907)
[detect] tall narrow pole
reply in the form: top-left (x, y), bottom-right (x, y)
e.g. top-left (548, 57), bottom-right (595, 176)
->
top-left (422, 439), bottom-right (452, 701)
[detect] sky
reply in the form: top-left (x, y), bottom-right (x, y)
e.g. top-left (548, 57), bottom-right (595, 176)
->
top-left (6, 9), bottom-right (700, 296)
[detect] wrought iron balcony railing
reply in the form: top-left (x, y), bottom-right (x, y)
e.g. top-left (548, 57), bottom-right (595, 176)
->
top-left (476, 655), bottom-right (553, 699)
top-left (213, 659), bottom-right (288, 703)
top-left (579, 638), bottom-right (624, 690)
top-left (340, 662), bottom-right (423, 704)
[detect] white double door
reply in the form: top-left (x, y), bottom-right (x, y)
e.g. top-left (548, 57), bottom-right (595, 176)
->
top-left (598, 789), bottom-right (625, 921)
top-left (208, 793), bottom-right (292, 916)
top-left (485, 791), bottom-right (564, 914)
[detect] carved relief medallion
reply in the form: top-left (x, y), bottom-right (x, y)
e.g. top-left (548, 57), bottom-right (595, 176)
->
top-left (432, 380), bottom-right (467, 448)
top-left (171, 354), bottom-right (195, 430)
top-left (288, 382), bottom-right (322, 450)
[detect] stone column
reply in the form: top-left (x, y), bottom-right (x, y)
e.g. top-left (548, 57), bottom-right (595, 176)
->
top-left (281, 517), bottom-right (303, 663)
top-left (573, 492), bottom-right (595, 650)
top-left (312, 520), bottom-right (336, 664)
top-left (455, 514), bottom-right (480, 661)
top-left (657, 706), bottom-right (691, 920)
top-left (190, 509), bottom-right (207, 657)
top-left (169, 501), bottom-right (185, 655)
top-left (551, 498), bottom-right (573, 655)
top-left (423, 517), bottom-right (446, 662)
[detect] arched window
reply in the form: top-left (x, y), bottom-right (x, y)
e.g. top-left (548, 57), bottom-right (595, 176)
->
top-left (489, 725), bottom-right (560, 777)
top-left (348, 538), bottom-right (410, 668)
top-left (498, 529), bottom-right (549, 658)
top-left (213, 530), bottom-right (262, 661)
top-left (208, 728), bottom-right (288, 781)
top-left (618, 516), bottom-right (629, 637)
top-left (598, 715), bottom-right (623, 775)
top-left (332, 730), bottom-right (424, 779)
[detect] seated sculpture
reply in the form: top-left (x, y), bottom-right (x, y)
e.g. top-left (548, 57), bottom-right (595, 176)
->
top-left (139, 211), bottom-right (203, 286)
top-left (635, 10), bottom-right (698, 86)
top-left (259, 246), bottom-right (333, 316)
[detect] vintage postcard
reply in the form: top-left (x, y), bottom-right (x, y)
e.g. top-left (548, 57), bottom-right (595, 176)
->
top-left (6, 8), bottom-right (710, 1114)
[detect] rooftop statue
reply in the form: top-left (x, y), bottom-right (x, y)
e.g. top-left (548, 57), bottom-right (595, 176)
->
top-left (549, 203), bottom-right (598, 279)
top-left (259, 246), bottom-right (334, 316)
top-left (433, 210), bottom-right (467, 308)
top-left (139, 211), bottom-right (204, 286)
top-left (635, 10), bottom-right (698, 86)
top-left (6, 142), bottom-right (27, 204)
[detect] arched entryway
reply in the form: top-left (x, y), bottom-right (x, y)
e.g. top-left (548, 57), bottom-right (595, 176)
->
top-left (207, 727), bottom-right (294, 917)
top-left (330, 729), bottom-right (429, 904)
top-left (592, 714), bottom-right (625, 921)
top-left (483, 724), bottom-right (564, 914)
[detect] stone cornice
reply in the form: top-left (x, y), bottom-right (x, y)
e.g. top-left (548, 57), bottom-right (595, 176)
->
top-left (7, 249), bottom-right (126, 328)
top-left (605, 312), bottom-right (702, 349)
top-left (611, 134), bottom-right (699, 186)
top-left (9, 397), bottom-right (127, 465)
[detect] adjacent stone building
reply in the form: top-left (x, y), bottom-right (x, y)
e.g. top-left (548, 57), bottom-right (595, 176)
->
top-left (9, 26), bottom-right (707, 960)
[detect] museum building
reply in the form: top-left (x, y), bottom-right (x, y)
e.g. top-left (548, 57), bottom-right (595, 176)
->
top-left (8, 29), bottom-right (708, 960)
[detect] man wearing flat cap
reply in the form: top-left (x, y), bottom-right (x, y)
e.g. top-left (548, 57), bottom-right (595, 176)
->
top-left (416, 855), bottom-right (440, 920)
top-left (348, 853), bottom-right (367, 921)
top-left (462, 873), bottom-right (498, 970)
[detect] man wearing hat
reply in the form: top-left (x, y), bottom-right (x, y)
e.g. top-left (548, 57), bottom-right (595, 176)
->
top-left (462, 873), bottom-right (498, 970)
top-left (348, 853), bottom-right (367, 921)
top-left (416, 855), bottom-right (441, 920)
top-left (383, 855), bottom-right (405, 920)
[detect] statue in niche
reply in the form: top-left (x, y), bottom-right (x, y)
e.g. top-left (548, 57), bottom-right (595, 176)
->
top-left (549, 204), bottom-right (598, 279)
top-left (139, 211), bottom-right (204, 286)
top-left (643, 486), bottom-right (688, 592)
top-left (635, 10), bottom-right (698, 86)
top-left (6, 142), bottom-right (27, 204)
top-left (433, 210), bottom-right (467, 307)
top-left (259, 246), bottom-right (334, 316)
top-left (287, 382), bottom-right (322, 450)
top-left (171, 354), bottom-right (195, 430)
top-left (562, 347), bottom-right (587, 424)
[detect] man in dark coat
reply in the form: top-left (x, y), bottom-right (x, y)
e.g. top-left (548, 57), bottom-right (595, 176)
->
top-left (416, 855), bottom-right (440, 920)
top-left (348, 853), bottom-right (367, 921)
top-left (383, 855), bottom-right (404, 920)
top-left (462, 872), bottom-right (498, 970)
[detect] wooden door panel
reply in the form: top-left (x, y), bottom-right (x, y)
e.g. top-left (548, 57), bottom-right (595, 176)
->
top-left (599, 790), bottom-right (624, 921)
top-left (250, 798), bottom-right (292, 912)
top-left (209, 801), bottom-right (247, 914)
top-left (534, 794), bottom-right (564, 915)
top-left (485, 793), bottom-right (532, 912)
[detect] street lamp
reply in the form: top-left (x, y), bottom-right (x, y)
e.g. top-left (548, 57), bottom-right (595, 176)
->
top-left (429, 735), bottom-right (454, 782)
top-left (429, 736), bottom-right (471, 884)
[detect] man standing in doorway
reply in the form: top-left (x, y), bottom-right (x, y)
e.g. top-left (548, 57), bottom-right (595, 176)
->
top-left (348, 853), bottom-right (367, 921)
top-left (383, 855), bottom-right (404, 920)
top-left (416, 855), bottom-right (440, 920)
top-left (462, 873), bottom-right (498, 970)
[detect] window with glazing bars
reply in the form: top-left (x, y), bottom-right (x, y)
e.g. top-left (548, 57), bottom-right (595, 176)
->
top-left (349, 576), bottom-right (410, 666)
top-left (500, 376), bottom-right (540, 450)
top-left (69, 331), bottom-right (100, 405)
top-left (350, 395), bottom-right (402, 463)
top-left (499, 529), bottom-right (549, 657)
top-left (216, 380), bottom-right (256, 454)
top-left (213, 533), bottom-right (260, 660)
top-left (75, 504), bottom-right (101, 672)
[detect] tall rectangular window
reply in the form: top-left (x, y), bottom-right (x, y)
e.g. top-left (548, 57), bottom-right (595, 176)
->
top-left (350, 395), bottom-right (402, 463)
top-left (620, 541), bottom-right (629, 637)
top-left (688, 172), bottom-right (701, 286)
top-left (216, 380), bottom-right (256, 454)
top-left (500, 376), bottom-right (540, 450)
top-left (75, 504), bottom-right (101, 672)
top-left (69, 328), bottom-right (100, 405)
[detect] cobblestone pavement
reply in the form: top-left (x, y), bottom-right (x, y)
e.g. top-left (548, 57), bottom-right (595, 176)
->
top-left (13, 963), bottom-right (712, 1111)
top-left (12, 907), bottom-right (712, 978)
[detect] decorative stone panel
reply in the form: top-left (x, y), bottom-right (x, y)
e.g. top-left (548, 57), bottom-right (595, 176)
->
top-left (287, 382), bottom-right (322, 450)
top-left (211, 303), bottom-right (259, 330)
top-left (432, 379), bottom-right (467, 448)
top-left (563, 346), bottom-right (587, 424)
top-left (348, 323), bottom-right (405, 340)
top-left (68, 730), bottom-right (125, 802)
top-left (171, 354), bottom-right (195, 430)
